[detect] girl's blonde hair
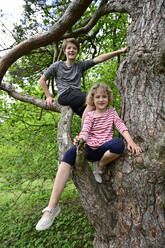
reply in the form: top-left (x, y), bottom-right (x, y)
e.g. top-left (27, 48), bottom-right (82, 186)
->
top-left (86, 83), bottom-right (113, 106)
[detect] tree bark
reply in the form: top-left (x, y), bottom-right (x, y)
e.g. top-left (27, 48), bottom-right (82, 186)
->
top-left (69, 0), bottom-right (165, 247)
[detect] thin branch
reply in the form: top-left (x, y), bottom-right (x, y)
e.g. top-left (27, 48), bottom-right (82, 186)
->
top-left (0, 81), bottom-right (62, 113)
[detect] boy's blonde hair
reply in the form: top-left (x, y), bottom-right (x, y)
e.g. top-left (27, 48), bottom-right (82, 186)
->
top-left (62, 38), bottom-right (80, 52)
top-left (86, 83), bottom-right (113, 106)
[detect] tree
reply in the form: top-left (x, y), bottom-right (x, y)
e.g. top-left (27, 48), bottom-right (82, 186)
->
top-left (0, 0), bottom-right (165, 247)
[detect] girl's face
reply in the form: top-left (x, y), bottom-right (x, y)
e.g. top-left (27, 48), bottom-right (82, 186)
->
top-left (93, 89), bottom-right (109, 113)
top-left (64, 42), bottom-right (78, 61)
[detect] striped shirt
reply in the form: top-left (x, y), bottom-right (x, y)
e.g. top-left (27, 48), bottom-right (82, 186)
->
top-left (79, 108), bottom-right (128, 149)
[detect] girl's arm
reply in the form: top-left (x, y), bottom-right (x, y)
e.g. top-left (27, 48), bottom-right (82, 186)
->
top-left (93, 47), bottom-right (127, 64)
top-left (74, 113), bottom-right (93, 145)
top-left (122, 131), bottom-right (142, 155)
top-left (112, 108), bottom-right (142, 155)
top-left (82, 105), bottom-right (95, 125)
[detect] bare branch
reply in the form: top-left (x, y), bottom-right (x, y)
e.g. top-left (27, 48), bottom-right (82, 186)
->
top-left (0, 81), bottom-right (62, 113)
top-left (57, 107), bottom-right (73, 160)
top-left (63, 0), bottom-right (129, 39)
top-left (104, 0), bottom-right (138, 15)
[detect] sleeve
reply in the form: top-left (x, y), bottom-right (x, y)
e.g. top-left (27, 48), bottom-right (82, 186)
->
top-left (44, 62), bottom-right (58, 79)
top-left (79, 59), bottom-right (96, 72)
top-left (78, 113), bottom-right (93, 141)
top-left (113, 108), bottom-right (128, 134)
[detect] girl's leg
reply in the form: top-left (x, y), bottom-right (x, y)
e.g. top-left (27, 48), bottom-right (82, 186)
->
top-left (44, 162), bottom-right (71, 217)
top-left (98, 138), bottom-right (125, 171)
top-left (43, 145), bottom-right (77, 216)
top-left (93, 152), bottom-right (120, 183)
top-left (36, 162), bottom-right (72, 230)
top-left (92, 139), bottom-right (125, 183)
top-left (98, 151), bottom-right (120, 171)
top-left (36, 146), bottom-right (77, 230)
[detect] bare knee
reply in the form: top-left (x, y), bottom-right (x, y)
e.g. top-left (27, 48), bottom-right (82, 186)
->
top-left (99, 151), bottom-right (120, 169)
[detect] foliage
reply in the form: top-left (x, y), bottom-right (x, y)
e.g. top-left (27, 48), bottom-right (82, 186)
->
top-left (0, 98), bottom-right (60, 189)
top-left (0, 180), bottom-right (94, 248)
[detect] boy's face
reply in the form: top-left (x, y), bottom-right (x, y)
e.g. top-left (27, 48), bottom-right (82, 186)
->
top-left (64, 42), bottom-right (78, 60)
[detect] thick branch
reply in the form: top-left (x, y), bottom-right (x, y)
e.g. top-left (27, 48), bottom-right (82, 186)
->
top-left (0, 0), bottom-right (93, 82)
top-left (105, 0), bottom-right (138, 15)
top-left (63, 0), bottom-right (132, 39)
top-left (57, 107), bottom-right (73, 161)
top-left (0, 82), bottom-right (61, 113)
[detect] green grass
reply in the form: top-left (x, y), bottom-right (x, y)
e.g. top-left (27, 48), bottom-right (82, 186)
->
top-left (0, 179), bottom-right (94, 248)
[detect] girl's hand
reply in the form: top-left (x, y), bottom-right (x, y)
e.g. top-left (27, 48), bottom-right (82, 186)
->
top-left (127, 141), bottom-right (142, 155)
top-left (120, 47), bottom-right (127, 53)
top-left (74, 135), bottom-right (80, 145)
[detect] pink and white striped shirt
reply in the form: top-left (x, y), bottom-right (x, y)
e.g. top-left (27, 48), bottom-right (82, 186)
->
top-left (79, 108), bottom-right (128, 150)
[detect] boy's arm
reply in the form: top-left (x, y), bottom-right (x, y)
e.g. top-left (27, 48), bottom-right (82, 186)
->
top-left (122, 130), bottom-right (142, 155)
top-left (40, 75), bottom-right (55, 107)
top-left (93, 47), bottom-right (127, 64)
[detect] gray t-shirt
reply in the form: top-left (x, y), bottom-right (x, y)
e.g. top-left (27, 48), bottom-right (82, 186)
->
top-left (44, 59), bottom-right (95, 97)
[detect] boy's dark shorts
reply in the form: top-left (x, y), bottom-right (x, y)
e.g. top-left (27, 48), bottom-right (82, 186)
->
top-left (61, 138), bottom-right (125, 167)
top-left (58, 88), bottom-right (86, 117)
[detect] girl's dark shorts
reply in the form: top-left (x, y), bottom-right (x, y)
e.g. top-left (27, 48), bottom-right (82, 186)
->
top-left (58, 88), bottom-right (86, 117)
top-left (61, 138), bottom-right (125, 167)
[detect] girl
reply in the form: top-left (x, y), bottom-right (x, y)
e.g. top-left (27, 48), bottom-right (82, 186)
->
top-left (36, 83), bottom-right (141, 231)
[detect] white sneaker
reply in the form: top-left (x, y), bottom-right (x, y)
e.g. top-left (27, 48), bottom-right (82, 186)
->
top-left (36, 205), bottom-right (61, 231)
top-left (93, 171), bottom-right (102, 183)
top-left (93, 161), bottom-right (104, 183)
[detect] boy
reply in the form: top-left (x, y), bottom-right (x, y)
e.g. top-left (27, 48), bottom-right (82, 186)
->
top-left (40, 38), bottom-right (127, 118)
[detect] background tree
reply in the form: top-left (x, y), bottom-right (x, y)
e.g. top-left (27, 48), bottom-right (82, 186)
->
top-left (0, 0), bottom-right (165, 247)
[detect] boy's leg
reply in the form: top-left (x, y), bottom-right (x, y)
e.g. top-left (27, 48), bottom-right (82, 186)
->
top-left (58, 89), bottom-right (87, 117)
top-left (69, 89), bottom-right (87, 117)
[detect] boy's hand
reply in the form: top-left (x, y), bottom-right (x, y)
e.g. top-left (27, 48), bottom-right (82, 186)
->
top-left (127, 141), bottom-right (142, 155)
top-left (45, 96), bottom-right (54, 107)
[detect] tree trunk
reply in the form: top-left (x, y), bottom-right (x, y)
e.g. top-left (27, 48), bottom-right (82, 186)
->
top-left (57, 1), bottom-right (165, 247)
